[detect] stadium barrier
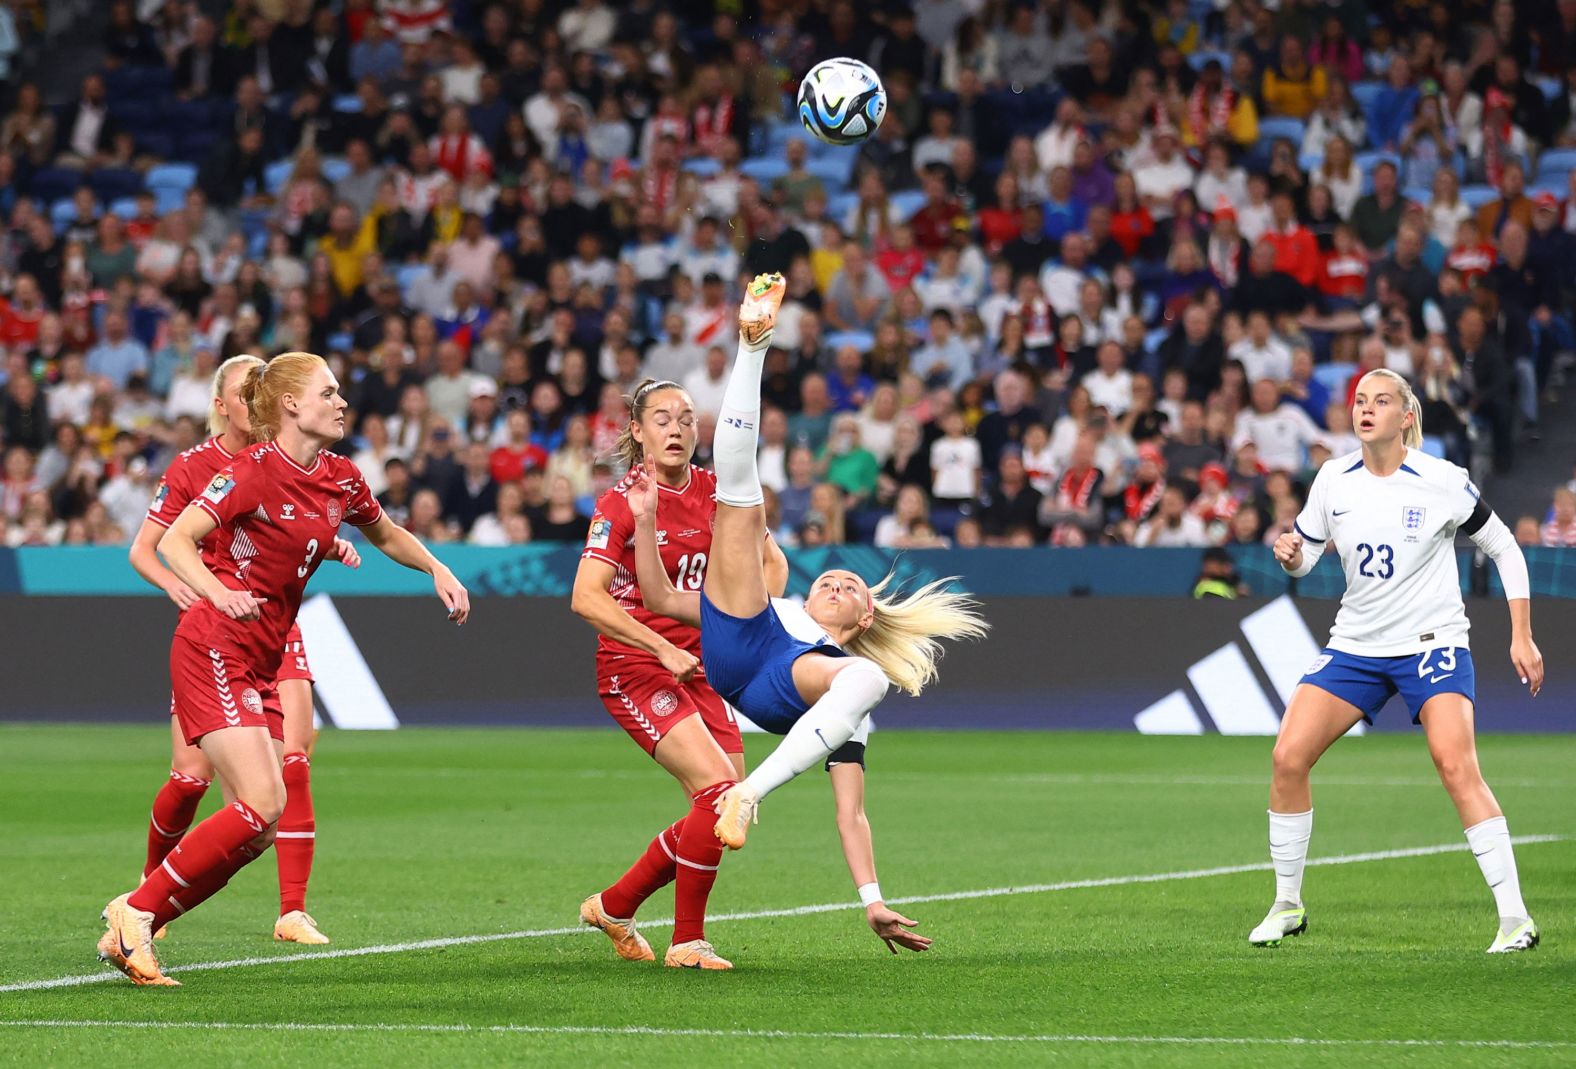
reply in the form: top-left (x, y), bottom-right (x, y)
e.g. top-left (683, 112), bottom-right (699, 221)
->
top-left (1, 591), bottom-right (1564, 734)
top-left (1, 545), bottom-right (1573, 598)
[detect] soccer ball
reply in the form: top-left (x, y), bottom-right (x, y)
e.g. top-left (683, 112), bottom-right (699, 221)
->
top-left (797, 58), bottom-right (887, 146)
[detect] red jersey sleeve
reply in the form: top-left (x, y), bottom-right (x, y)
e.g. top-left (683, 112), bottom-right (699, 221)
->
top-left (193, 461), bottom-right (264, 530)
top-left (334, 456), bottom-right (384, 527)
top-left (582, 487), bottom-right (633, 568)
top-left (146, 455), bottom-right (197, 529)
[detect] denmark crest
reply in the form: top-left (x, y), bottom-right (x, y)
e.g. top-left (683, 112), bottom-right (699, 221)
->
top-left (327, 499), bottom-right (341, 525)
top-left (240, 688), bottom-right (264, 715)
top-left (651, 690), bottom-right (679, 717)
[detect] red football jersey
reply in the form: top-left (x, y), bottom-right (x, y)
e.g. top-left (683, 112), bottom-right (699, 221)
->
top-left (583, 465), bottom-right (716, 656)
top-left (175, 442), bottom-right (381, 679)
top-left (146, 436), bottom-right (241, 566)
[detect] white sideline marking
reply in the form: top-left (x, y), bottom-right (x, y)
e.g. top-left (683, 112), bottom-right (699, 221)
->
top-left (880, 771), bottom-right (1558, 789)
top-left (0, 1020), bottom-right (1570, 1050)
top-left (0, 836), bottom-right (1561, 994)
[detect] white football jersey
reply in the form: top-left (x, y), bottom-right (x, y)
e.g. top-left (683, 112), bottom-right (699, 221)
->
top-left (1295, 448), bottom-right (1481, 656)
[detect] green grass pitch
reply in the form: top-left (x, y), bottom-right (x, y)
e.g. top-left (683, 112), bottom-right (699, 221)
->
top-left (1, 725), bottom-right (1572, 1068)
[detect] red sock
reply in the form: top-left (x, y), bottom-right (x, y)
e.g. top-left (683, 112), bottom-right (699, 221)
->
top-left (600, 819), bottom-right (684, 919)
top-left (672, 781), bottom-right (732, 944)
top-left (144, 771), bottom-right (210, 877)
top-left (129, 800), bottom-right (269, 919)
top-left (150, 840), bottom-right (267, 930)
top-left (276, 752), bottom-right (315, 916)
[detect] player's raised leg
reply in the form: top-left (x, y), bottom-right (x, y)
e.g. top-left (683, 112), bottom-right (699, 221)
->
top-left (1419, 694), bottom-right (1538, 952)
top-left (274, 677), bottom-right (329, 944)
top-left (1250, 683), bottom-right (1363, 946)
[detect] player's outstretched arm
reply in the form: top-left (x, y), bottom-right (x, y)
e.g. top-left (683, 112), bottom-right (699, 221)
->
top-left (360, 512), bottom-right (470, 625)
top-left (628, 455), bottom-right (703, 629)
top-left (159, 505), bottom-right (266, 621)
top-left (829, 761), bottom-right (931, 954)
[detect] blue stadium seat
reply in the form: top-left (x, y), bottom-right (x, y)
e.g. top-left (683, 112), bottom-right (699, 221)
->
top-left (1530, 176), bottom-right (1568, 199)
top-left (1419, 434), bottom-right (1446, 458)
top-left (1536, 148), bottom-right (1576, 181)
top-left (29, 166), bottom-right (81, 206)
top-left (396, 263), bottom-right (429, 296)
top-left (264, 159), bottom-right (295, 194)
top-left (890, 189), bottom-right (926, 219)
top-left (1536, 76), bottom-right (1561, 102)
top-left (175, 129), bottom-right (221, 163)
top-left (1355, 150), bottom-right (1402, 193)
top-left (825, 330), bottom-right (875, 351)
top-left (739, 157), bottom-right (790, 182)
top-left (1402, 186), bottom-right (1432, 206)
top-left (1258, 117), bottom-right (1306, 147)
top-left (109, 196), bottom-right (140, 219)
top-left (828, 190), bottom-right (860, 222)
top-left (89, 167), bottom-right (142, 203)
top-left (1144, 327), bottom-right (1170, 353)
top-left (1188, 50), bottom-right (1230, 72)
top-left (139, 131), bottom-right (176, 160)
top-left (1459, 184), bottom-right (1500, 209)
top-left (332, 94), bottom-right (364, 113)
top-left (1350, 81), bottom-right (1384, 112)
top-left (805, 153), bottom-right (855, 190)
top-left (320, 157), bottom-right (352, 184)
top-left (681, 157), bottom-right (722, 177)
top-left (49, 197), bottom-right (81, 233)
top-left (146, 162), bottom-right (198, 194)
top-left (1313, 363), bottom-right (1355, 395)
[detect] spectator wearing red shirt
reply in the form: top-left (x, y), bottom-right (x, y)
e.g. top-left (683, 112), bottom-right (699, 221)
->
top-left (875, 224), bottom-right (927, 291)
top-left (1261, 191), bottom-right (1319, 288)
top-left (978, 172), bottom-right (1023, 255)
top-left (489, 409), bottom-right (549, 483)
top-left (909, 168), bottom-right (964, 253)
top-left (1445, 217), bottom-right (1497, 286)
top-left (0, 275), bottom-right (48, 351)
top-left (1317, 223), bottom-right (1369, 305)
top-left (1109, 171), bottom-right (1154, 259)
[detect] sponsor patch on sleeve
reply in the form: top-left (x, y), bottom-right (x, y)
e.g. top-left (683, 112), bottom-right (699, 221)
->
top-left (150, 480), bottom-right (170, 512)
top-left (587, 512), bottom-right (612, 549)
top-left (202, 472), bottom-right (236, 504)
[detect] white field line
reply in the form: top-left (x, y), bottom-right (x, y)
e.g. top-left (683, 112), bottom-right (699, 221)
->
top-left (0, 1020), bottom-right (1569, 1050)
top-left (875, 772), bottom-right (1560, 789)
top-left (0, 835), bottom-right (1562, 995)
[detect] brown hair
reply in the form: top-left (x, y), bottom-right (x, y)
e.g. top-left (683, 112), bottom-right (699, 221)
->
top-left (613, 378), bottom-right (689, 471)
top-left (240, 351), bottom-right (328, 441)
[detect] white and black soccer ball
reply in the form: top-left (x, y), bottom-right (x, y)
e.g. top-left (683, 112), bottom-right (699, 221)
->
top-left (797, 58), bottom-right (887, 146)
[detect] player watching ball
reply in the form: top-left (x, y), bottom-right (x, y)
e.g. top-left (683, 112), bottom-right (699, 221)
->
top-left (129, 353), bottom-right (347, 947)
top-left (99, 352), bottom-right (470, 986)
top-left (1253, 368), bottom-right (1544, 953)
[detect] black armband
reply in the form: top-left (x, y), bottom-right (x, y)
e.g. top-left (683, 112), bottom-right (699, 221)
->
top-left (1459, 499), bottom-right (1492, 537)
top-left (825, 740), bottom-right (866, 771)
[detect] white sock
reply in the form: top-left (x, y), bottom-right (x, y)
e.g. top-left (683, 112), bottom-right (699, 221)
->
top-left (743, 659), bottom-right (888, 799)
top-left (713, 338), bottom-right (769, 508)
top-left (1268, 809), bottom-right (1313, 907)
top-left (1464, 815), bottom-right (1529, 926)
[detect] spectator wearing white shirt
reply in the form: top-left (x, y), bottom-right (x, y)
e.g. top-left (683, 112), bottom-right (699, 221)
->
top-left (1082, 341), bottom-right (1134, 417)
top-left (164, 346), bottom-right (219, 423)
top-left (1228, 311), bottom-right (1294, 383)
top-left (915, 246), bottom-right (981, 316)
top-left (446, 213), bottom-right (501, 292)
top-left (644, 311), bottom-right (703, 383)
top-left (46, 352), bottom-right (94, 427)
top-left (1133, 126), bottom-right (1194, 221)
top-left (620, 203), bottom-right (676, 287)
top-left (1033, 97), bottom-right (1084, 174)
top-left (757, 407), bottom-right (790, 493)
top-left (1135, 485), bottom-right (1210, 546)
top-left (1231, 378), bottom-right (1322, 472)
top-left (929, 408), bottom-right (982, 505)
top-left (566, 232), bottom-right (616, 291)
top-left (681, 345), bottom-right (730, 419)
top-left (674, 216), bottom-right (739, 286)
top-left (1193, 141), bottom-right (1248, 214)
top-left (557, 0), bottom-right (616, 52)
top-left (1038, 232), bottom-right (1093, 317)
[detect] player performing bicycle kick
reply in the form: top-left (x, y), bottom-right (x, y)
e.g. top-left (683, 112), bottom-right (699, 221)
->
top-left (1252, 368), bottom-right (1545, 954)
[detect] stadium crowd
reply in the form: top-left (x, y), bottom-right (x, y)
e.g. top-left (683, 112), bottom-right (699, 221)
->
top-left (1, 0), bottom-right (1575, 552)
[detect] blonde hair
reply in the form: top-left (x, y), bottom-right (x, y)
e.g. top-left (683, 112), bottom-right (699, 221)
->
top-left (614, 378), bottom-right (688, 471)
top-left (1357, 368), bottom-right (1423, 449)
top-left (240, 351), bottom-right (328, 442)
top-left (208, 354), bottom-right (265, 437)
top-left (843, 575), bottom-right (988, 697)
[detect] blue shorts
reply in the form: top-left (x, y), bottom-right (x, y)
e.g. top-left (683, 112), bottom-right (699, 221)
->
top-left (699, 595), bottom-right (846, 734)
top-left (1299, 647), bottom-right (1476, 724)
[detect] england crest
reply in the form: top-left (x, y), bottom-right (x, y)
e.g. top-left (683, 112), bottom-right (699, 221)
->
top-left (1403, 506), bottom-right (1425, 531)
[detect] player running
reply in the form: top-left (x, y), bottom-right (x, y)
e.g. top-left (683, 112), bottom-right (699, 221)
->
top-left (571, 376), bottom-right (790, 971)
top-left (98, 352), bottom-right (470, 986)
top-left (1251, 367), bottom-right (1545, 954)
top-left (130, 353), bottom-right (347, 946)
top-left (631, 273), bottom-right (986, 876)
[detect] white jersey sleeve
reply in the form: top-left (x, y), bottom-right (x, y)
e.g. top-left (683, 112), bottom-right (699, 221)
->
top-left (772, 596), bottom-right (841, 649)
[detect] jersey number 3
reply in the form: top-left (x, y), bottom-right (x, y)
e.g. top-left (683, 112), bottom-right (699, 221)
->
top-left (673, 552), bottom-right (707, 590)
top-left (297, 538), bottom-right (320, 578)
top-left (1356, 543), bottom-right (1394, 580)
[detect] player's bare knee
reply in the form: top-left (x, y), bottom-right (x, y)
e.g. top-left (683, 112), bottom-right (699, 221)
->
top-left (1432, 753), bottom-right (1481, 795)
top-left (1270, 741), bottom-right (1314, 781)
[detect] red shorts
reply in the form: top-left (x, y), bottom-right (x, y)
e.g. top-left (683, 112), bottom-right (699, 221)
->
top-left (169, 635), bottom-right (283, 746)
top-left (274, 623), bottom-right (314, 684)
top-left (598, 657), bottom-right (742, 758)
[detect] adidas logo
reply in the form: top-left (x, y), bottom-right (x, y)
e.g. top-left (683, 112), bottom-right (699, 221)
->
top-left (1134, 595), bottom-right (1365, 737)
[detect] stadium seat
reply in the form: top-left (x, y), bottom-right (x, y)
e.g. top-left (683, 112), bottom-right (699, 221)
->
top-left (320, 157), bottom-right (352, 184)
top-left (108, 196), bottom-right (140, 219)
top-left (139, 131), bottom-right (177, 161)
top-left (890, 189), bottom-right (926, 219)
top-left (1355, 151), bottom-right (1402, 193)
top-left (1144, 327), bottom-right (1170, 354)
top-left (1530, 176), bottom-right (1568, 199)
top-left (1258, 117), bottom-right (1306, 146)
top-left (806, 152), bottom-right (856, 190)
top-left (826, 330), bottom-right (875, 351)
top-left (396, 263), bottom-right (429, 296)
top-left (1187, 50), bottom-right (1230, 72)
top-left (1313, 363), bottom-right (1355, 395)
top-left (332, 94), bottom-right (363, 113)
top-left (1459, 184), bottom-right (1500, 209)
top-left (1535, 76), bottom-right (1561, 101)
top-left (265, 159), bottom-right (295, 194)
top-left (681, 158), bottom-right (722, 177)
top-left (89, 167), bottom-right (142, 203)
top-left (48, 198), bottom-right (80, 233)
top-left (739, 157), bottom-right (790, 182)
top-left (829, 190), bottom-right (860, 221)
top-left (1350, 81), bottom-right (1384, 113)
top-left (1419, 434), bottom-right (1446, 458)
top-left (175, 129), bottom-right (221, 163)
top-left (146, 162), bottom-right (198, 195)
top-left (28, 167), bottom-right (81, 206)
top-left (1402, 186), bottom-right (1432, 206)
top-left (1536, 148), bottom-right (1576, 181)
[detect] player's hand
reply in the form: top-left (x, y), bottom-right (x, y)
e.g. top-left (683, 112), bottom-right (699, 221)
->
top-left (658, 641), bottom-right (700, 684)
top-left (331, 537), bottom-right (362, 569)
top-left (1273, 531), bottom-right (1303, 569)
top-left (627, 455), bottom-right (660, 522)
top-left (211, 588), bottom-right (267, 621)
top-left (867, 904), bottom-right (931, 953)
top-left (434, 567), bottom-right (470, 625)
top-left (1511, 635), bottom-right (1543, 697)
top-left (165, 580), bottom-right (203, 611)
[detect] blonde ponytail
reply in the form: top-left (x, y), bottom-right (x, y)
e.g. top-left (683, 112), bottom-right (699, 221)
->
top-left (208, 354), bottom-right (265, 437)
top-left (843, 575), bottom-right (988, 697)
top-left (1359, 368), bottom-right (1423, 449)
